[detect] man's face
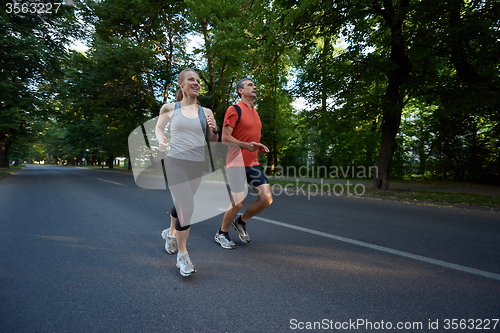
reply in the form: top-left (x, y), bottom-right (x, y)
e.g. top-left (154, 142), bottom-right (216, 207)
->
top-left (240, 80), bottom-right (257, 98)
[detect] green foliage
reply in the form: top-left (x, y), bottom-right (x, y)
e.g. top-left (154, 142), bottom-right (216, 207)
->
top-left (277, 0), bottom-right (499, 186)
top-left (184, 0), bottom-right (259, 115)
top-left (2, 0), bottom-right (498, 186)
top-left (55, 37), bottom-right (160, 165)
top-left (88, 0), bottom-right (190, 103)
top-left (0, 2), bottom-right (80, 166)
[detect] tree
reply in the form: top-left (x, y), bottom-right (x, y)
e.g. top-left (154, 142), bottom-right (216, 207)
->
top-left (185, 0), bottom-right (298, 170)
top-left (404, 0), bottom-right (500, 184)
top-left (185, 0), bottom-right (256, 116)
top-left (87, 0), bottom-right (190, 104)
top-left (0, 3), bottom-right (79, 167)
top-left (56, 38), bottom-right (159, 167)
top-left (277, 0), bottom-right (499, 187)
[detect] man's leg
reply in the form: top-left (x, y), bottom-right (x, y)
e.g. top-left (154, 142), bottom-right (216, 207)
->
top-left (220, 191), bottom-right (245, 232)
top-left (241, 183), bottom-right (273, 222)
top-left (215, 166), bottom-right (247, 249)
top-left (232, 183), bottom-right (273, 243)
top-left (215, 191), bottom-right (245, 249)
top-left (232, 165), bottom-right (273, 243)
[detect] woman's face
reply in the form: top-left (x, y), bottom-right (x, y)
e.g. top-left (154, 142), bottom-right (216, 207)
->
top-left (180, 72), bottom-right (201, 99)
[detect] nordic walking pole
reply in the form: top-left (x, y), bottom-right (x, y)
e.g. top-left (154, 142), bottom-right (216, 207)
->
top-left (160, 151), bottom-right (168, 189)
top-left (206, 137), bottom-right (216, 173)
top-left (206, 130), bottom-right (236, 208)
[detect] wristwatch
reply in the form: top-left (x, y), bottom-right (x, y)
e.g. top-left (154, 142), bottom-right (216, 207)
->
top-left (212, 126), bottom-right (220, 134)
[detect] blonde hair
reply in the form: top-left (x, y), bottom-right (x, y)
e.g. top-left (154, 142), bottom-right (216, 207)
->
top-left (176, 69), bottom-right (201, 104)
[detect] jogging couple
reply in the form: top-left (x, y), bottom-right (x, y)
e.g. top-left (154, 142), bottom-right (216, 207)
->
top-left (155, 69), bottom-right (273, 277)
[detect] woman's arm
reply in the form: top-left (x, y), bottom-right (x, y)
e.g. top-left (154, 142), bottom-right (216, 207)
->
top-left (204, 107), bottom-right (219, 142)
top-left (155, 103), bottom-right (174, 151)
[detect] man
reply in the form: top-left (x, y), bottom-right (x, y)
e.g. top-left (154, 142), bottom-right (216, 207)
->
top-left (214, 78), bottom-right (273, 249)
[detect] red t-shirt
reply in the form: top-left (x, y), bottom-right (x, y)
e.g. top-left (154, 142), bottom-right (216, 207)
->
top-left (223, 101), bottom-right (262, 167)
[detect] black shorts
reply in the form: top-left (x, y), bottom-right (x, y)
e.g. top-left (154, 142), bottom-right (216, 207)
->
top-left (227, 165), bottom-right (269, 193)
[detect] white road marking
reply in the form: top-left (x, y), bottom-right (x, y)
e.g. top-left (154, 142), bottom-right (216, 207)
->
top-left (246, 213), bottom-right (500, 281)
top-left (97, 178), bottom-right (126, 186)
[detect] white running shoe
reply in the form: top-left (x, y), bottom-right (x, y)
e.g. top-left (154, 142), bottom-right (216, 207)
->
top-left (176, 252), bottom-right (196, 276)
top-left (214, 231), bottom-right (236, 249)
top-left (161, 228), bottom-right (177, 254)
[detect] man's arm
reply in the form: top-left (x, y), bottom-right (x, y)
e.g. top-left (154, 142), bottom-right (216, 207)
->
top-left (222, 126), bottom-right (265, 153)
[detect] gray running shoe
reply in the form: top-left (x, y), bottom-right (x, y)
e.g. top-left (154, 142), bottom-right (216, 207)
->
top-left (232, 216), bottom-right (251, 243)
top-left (176, 252), bottom-right (196, 276)
top-left (161, 228), bottom-right (177, 254)
top-left (214, 231), bottom-right (236, 249)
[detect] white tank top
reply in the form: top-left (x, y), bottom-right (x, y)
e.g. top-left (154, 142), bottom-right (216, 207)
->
top-left (167, 102), bottom-right (206, 161)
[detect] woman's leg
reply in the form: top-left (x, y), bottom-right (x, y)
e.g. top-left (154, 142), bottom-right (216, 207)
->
top-left (176, 227), bottom-right (190, 254)
top-left (168, 159), bottom-right (204, 229)
top-left (165, 158), bottom-right (203, 275)
top-left (161, 205), bottom-right (178, 254)
top-left (169, 206), bottom-right (178, 236)
top-left (166, 158), bottom-right (203, 239)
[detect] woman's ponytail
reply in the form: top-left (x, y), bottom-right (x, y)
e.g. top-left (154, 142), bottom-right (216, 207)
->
top-left (176, 88), bottom-right (183, 102)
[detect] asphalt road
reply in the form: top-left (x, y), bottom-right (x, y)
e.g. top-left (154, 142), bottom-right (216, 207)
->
top-left (0, 165), bottom-right (499, 333)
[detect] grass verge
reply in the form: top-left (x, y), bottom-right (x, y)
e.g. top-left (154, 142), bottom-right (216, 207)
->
top-left (268, 179), bottom-right (500, 209)
top-left (0, 165), bottom-right (25, 176)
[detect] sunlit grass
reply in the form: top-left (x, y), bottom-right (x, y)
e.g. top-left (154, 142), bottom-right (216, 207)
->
top-left (364, 188), bottom-right (500, 208)
top-left (269, 179), bottom-right (500, 209)
top-left (0, 165), bottom-right (24, 175)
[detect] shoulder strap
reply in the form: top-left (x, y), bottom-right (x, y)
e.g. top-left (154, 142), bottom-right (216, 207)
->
top-left (232, 104), bottom-right (242, 128)
top-left (171, 102), bottom-right (181, 118)
top-left (172, 102), bottom-right (185, 119)
top-left (197, 105), bottom-right (207, 136)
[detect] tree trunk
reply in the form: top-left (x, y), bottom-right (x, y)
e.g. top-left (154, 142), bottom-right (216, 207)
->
top-left (372, 0), bottom-right (412, 189)
top-left (107, 156), bottom-right (114, 169)
top-left (0, 133), bottom-right (9, 168)
top-left (201, 20), bottom-right (216, 110)
top-left (373, 111), bottom-right (401, 189)
top-left (321, 37), bottom-right (330, 114)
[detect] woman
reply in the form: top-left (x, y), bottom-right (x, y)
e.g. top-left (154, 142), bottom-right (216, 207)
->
top-left (155, 69), bottom-right (219, 276)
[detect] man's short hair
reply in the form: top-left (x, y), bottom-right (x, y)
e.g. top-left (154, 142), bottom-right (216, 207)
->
top-left (236, 78), bottom-right (253, 98)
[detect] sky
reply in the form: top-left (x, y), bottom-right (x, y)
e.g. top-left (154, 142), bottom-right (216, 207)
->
top-left (67, 33), bottom-right (307, 111)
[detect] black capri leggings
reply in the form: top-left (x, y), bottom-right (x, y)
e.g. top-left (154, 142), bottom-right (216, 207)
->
top-left (164, 156), bottom-right (204, 231)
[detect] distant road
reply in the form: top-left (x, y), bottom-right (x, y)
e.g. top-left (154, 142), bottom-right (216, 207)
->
top-left (1, 164), bottom-right (499, 332)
